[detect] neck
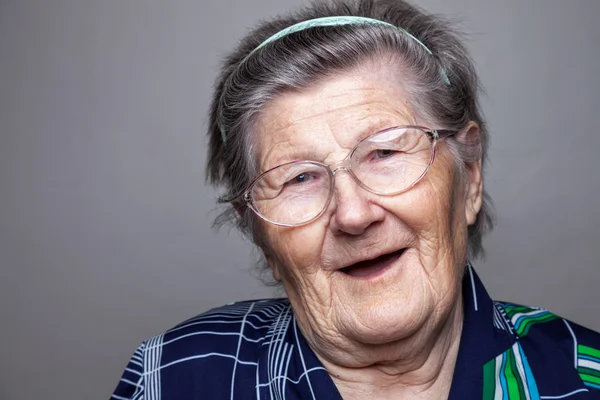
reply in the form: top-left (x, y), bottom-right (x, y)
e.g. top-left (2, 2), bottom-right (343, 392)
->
top-left (313, 293), bottom-right (464, 400)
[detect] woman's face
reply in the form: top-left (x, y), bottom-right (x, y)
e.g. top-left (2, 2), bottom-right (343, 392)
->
top-left (254, 62), bottom-right (482, 355)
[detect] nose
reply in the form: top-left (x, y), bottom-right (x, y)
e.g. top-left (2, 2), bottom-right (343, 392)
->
top-left (328, 168), bottom-right (385, 236)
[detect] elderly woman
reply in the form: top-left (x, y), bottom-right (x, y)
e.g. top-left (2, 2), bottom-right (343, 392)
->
top-left (112, 0), bottom-right (600, 399)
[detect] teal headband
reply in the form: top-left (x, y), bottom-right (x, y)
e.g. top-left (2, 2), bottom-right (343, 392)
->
top-left (220, 16), bottom-right (450, 143)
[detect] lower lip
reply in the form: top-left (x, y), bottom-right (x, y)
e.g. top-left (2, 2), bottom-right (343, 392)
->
top-left (339, 249), bottom-right (405, 279)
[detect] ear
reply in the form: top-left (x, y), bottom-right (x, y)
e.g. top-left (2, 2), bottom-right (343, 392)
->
top-left (458, 122), bottom-right (483, 226)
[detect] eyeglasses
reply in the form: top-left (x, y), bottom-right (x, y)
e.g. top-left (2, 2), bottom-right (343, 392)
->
top-left (239, 126), bottom-right (457, 227)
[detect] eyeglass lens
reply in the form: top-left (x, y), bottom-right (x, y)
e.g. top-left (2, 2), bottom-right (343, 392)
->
top-left (249, 127), bottom-right (433, 226)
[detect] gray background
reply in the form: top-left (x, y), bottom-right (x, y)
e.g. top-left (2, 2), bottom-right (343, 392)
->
top-left (1, 0), bottom-right (599, 399)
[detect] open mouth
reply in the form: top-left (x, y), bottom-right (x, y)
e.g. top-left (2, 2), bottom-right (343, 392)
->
top-left (339, 249), bottom-right (405, 278)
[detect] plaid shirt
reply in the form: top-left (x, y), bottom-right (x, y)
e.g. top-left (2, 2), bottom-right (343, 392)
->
top-left (111, 265), bottom-right (600, 399)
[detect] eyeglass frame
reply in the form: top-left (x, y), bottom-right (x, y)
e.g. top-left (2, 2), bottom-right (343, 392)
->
top-left (236, 125), bottom-right (459, 227)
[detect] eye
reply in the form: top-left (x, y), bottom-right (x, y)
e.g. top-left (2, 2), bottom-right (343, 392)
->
top-left (286, 172), bottom-right (316, 186)
top-left (374, 149), bottom-right (399, 159)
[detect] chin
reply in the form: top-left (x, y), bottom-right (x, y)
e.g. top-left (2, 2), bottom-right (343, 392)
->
top-left (338, 296), bottom-right (434, 345)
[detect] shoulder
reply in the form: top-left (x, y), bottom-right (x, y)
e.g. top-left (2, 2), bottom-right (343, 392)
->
top-left (495, 301), bottom-right (600, 394)
top-left (158, 297), bottom-right (292, 358)
top-left (561, 318), bottom-right (600, 393)
top-left (111, 298), bottom-right (292, 399)
top-left (170, 297), bottom-right (291, 335)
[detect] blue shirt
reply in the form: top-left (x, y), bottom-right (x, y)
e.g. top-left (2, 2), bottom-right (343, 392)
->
top-left (111, 265), bottom-right (600, 399)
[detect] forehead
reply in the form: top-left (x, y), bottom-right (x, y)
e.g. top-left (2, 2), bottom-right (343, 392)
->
top-left (255, 65), bottom-right (416, 170)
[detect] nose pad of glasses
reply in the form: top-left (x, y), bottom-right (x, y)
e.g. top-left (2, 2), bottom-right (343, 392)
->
top-left (329, 160), bottom-right (363, 189)
top-left (331, 166), bottom-right (349, 175)
top-left (329, 158), bottom-right (351, 175)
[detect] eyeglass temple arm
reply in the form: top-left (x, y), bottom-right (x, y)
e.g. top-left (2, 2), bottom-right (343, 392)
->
top-left (435, 129), bottom-right (459, 139)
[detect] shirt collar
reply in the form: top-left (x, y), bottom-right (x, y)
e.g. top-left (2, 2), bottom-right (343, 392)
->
top-left (448, 262), bottom-right (516, 398)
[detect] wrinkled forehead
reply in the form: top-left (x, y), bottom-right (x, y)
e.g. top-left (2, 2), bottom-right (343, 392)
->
top-left (254, 67), bottom-right (418, 170)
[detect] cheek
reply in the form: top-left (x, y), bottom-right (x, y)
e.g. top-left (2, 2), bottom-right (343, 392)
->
top-left (263, 221), bottom-right (328, 273)
top-left (381, 156), bottom-right (461, 248)
top-left (386, 181), bottom-right (454, 231)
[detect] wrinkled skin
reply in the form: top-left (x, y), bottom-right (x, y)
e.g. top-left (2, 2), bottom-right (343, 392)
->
top-left (254, 60), bottom-right (483, 399)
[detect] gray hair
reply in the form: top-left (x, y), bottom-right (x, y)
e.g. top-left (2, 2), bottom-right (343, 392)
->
top-left (206, 0), bottom-right (494, 278)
